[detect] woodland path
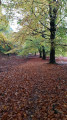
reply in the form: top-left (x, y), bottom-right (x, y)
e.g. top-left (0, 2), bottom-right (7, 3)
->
top-left (0, 55), bottom-right (67, 120)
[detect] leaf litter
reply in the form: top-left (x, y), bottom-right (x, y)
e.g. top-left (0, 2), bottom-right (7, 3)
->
top-left (0, 55), bottom-right (67, 120)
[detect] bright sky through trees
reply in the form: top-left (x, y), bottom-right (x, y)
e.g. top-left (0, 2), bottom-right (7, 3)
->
top-left (2, 0), bottom-right (23, 32)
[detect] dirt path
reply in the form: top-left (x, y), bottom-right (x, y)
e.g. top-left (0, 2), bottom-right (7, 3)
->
top-left (0, 55), bottom-right (67, 120)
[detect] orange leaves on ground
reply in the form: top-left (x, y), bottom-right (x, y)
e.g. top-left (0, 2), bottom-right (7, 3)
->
top-left (0, 55), bottom-right (67, 119)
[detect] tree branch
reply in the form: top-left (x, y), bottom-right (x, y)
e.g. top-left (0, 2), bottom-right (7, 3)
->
top-left (39, 20), bottom-right (50, 30)
top-left (56, 15), bottom-right (67, 26)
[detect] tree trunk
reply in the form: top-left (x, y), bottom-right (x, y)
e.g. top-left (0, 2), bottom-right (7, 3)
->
top-left (50, 24), bottom-right (56, 63)
top-left (0, 0), bottom-right (1, 5)
top-left (42, 46), bottom-right (46, 60)
top-left (38, 46), bottom-right (42, 58)
top-left (50, 44), bottom-right (55, 63)
top-left (49, 1), bottom-right (57, 63)
top-left (39, 51), bottom-right (42, 58)
top-left (35, 52), bottom-right (36, 56)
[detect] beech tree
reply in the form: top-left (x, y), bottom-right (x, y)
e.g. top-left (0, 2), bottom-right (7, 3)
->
top-left (11, 30), bottom-right (48, 58)
top-left (2, 0), bottom-right (67, 63)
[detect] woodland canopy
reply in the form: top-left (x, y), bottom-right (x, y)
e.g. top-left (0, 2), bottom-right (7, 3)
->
top-left (0, 0), bottom-right (67, 63)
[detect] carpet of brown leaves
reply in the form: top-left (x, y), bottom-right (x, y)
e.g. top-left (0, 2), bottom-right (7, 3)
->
top-left (0, 55), bottom-right (67, 120)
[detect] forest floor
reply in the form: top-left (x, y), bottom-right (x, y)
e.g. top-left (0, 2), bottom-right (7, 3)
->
top-left (0, 55), bottom-right (67, 120)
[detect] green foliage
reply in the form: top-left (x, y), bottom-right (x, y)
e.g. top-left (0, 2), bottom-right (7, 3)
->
top-left (0, 32), bottom-right (12, 54)
top-left (2, 0), bottom-right (67, 57)
top-left (0, 7), bottom-right (9, 32)
top-left (0, 15), bottom-right (8, 31)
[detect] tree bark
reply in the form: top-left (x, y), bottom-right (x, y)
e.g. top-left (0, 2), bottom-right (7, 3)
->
top-left (0, 0), bottom-right (1, 5)
top-left (50, 43), bottom-right (55, 63)
top-left (50, 19), bottom-right (56, 63)
top-left (49, 1), bottom-right (57, 63)
top-left (42, 46), bottom-right (46, 60)
top-left (38, 47), bottom-right (42, 58)
top-left (40, 51), bottom-right (42, 58)
top-left (35, 52), bottom-right (36, 56)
